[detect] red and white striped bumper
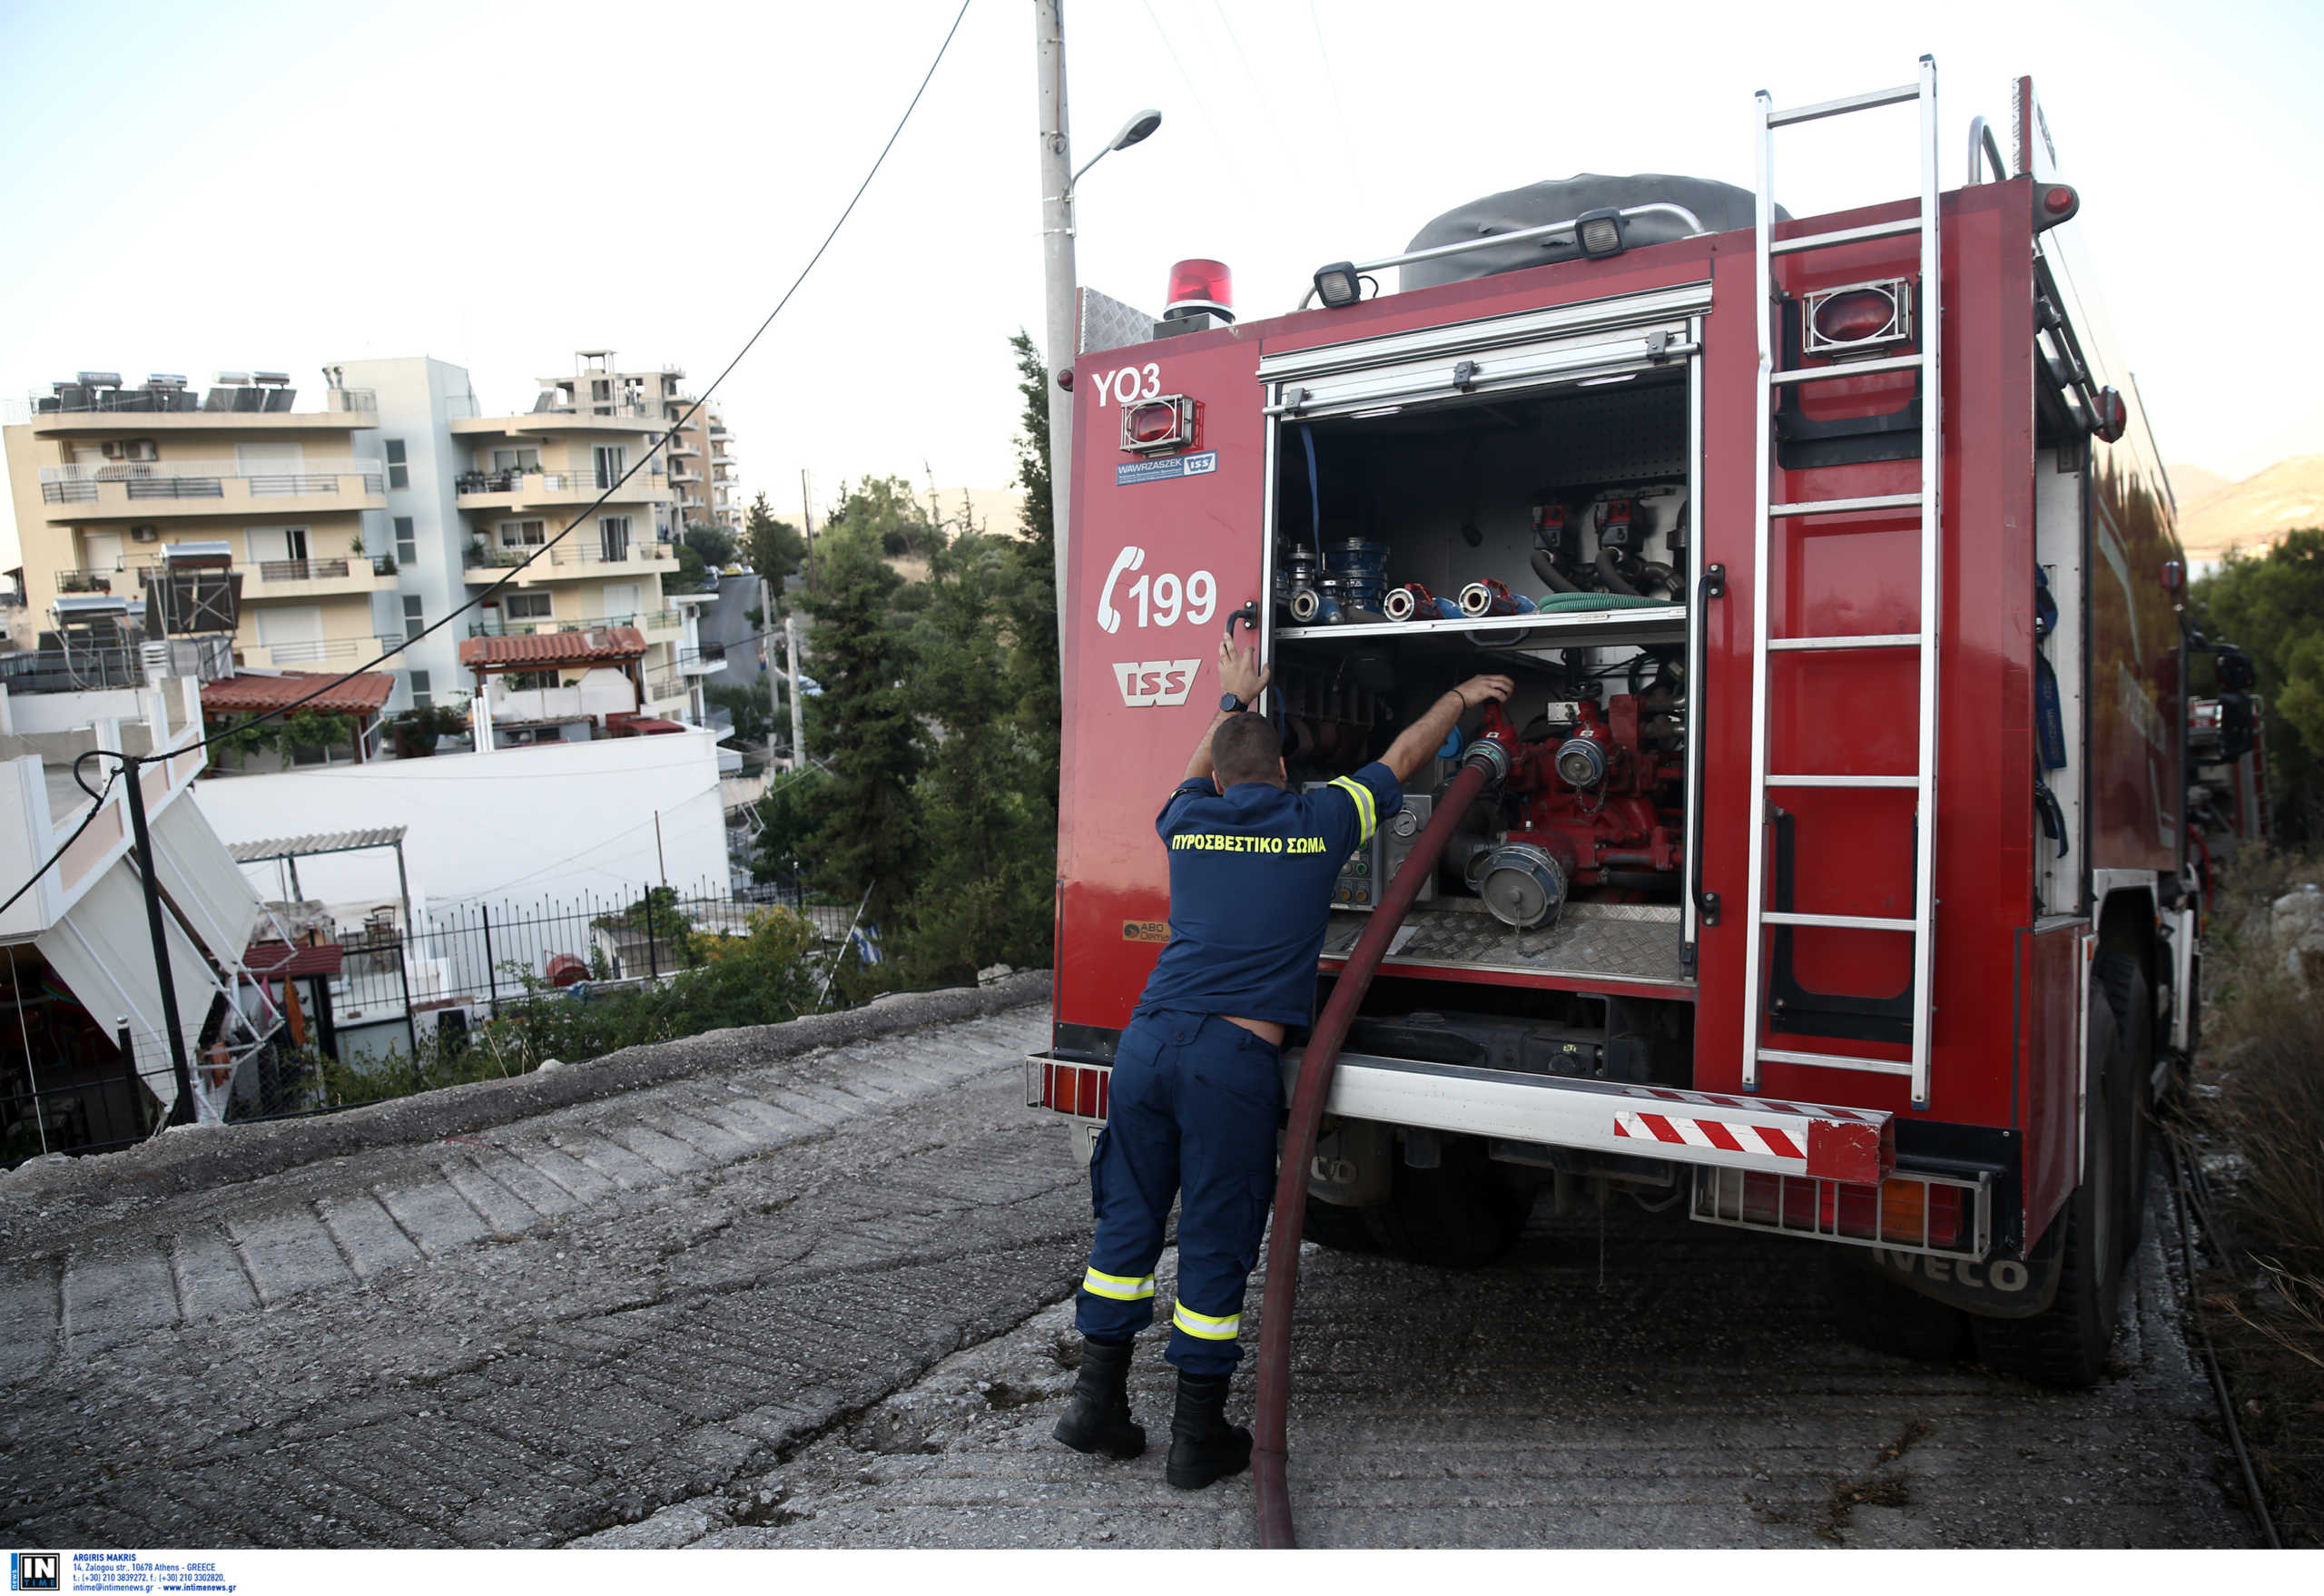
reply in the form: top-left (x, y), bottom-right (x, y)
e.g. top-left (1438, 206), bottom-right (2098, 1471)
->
top-left (1610, 1088), bottom-right (1890, 1186)
top-left (1030, 1049), bottom-right (1894, 1186)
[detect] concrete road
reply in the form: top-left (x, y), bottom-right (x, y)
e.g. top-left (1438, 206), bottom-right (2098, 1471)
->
top-left (0, 996), bottom-right (2250, 1550)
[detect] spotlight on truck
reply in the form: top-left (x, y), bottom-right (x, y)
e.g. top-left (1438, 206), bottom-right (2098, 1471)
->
top-left (1313, 261), bottom-right (1363, 310)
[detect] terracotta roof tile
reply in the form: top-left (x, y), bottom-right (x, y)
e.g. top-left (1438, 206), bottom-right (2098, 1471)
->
top-left (202, 671), bottom-right (396, 716)
top-left (457, 626), bottom-right (647, 669)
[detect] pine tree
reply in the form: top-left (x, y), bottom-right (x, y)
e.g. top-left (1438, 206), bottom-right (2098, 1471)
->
top-left (797, 505), bottom-right (923, 951)
top-left (896, 532), bottom-right (1055, 980)
top-left (1001, 330), bottom-right (1062, 843)
top-left (743, 491), bottom-right (808, 602)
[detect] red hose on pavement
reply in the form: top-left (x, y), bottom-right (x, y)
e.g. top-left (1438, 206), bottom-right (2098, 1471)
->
top-left (1252, 754), bottom-right (1497, 1548)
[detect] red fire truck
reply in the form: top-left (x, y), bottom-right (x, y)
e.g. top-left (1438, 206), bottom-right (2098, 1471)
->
top-left (1030, 64), bottom-right (2196, 1386)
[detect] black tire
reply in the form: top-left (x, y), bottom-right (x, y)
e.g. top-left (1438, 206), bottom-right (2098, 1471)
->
top-left (1362, 1136), bottom-right (1534, 1267)
top-left (1826, 1253), bottom-right (1970, 1363)
top-left (2094, 950), bottom-right (2154, 1256)
top-left (1300, 1192), bottom-right (1383, 1255)
top-left (1973, 987), bottom-right (2127, 1387)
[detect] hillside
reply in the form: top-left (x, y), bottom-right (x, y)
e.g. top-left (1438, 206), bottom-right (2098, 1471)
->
top-left (2171, 456), bottom-right (2324, 560)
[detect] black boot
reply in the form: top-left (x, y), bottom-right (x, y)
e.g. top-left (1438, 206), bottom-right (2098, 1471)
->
top-left (1052, 1337), bottom-right (1146, 1458)
top-left (1165, 1370), bottom-right (1253, 1489)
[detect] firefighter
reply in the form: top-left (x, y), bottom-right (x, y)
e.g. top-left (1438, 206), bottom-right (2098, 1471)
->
top-left (1054, 635), bottom-right (1513, 1487)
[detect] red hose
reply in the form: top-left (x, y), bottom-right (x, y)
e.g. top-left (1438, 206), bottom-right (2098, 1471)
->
top-left (1252, 757), bottom-right (1495, 1548)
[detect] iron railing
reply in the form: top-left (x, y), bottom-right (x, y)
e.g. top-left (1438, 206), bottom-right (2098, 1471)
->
top-left (468, 609), bottom-right (681, 637)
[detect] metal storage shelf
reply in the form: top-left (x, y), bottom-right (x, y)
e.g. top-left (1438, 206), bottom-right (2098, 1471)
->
top-left (1275, 604), bottom-right (1687, 652)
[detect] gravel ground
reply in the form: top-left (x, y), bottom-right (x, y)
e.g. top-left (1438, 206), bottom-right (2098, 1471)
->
top-left (0, 991), bottom-right (2252, 1550)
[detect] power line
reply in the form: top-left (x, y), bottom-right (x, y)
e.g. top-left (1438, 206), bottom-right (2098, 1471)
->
top-left (0, 770), bottom-right (116, 920)
top-left (0, 0), bottom-right (973, 921)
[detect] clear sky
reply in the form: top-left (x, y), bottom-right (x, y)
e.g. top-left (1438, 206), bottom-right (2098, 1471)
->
top-left (3, 0), bottom-right (2319, 569)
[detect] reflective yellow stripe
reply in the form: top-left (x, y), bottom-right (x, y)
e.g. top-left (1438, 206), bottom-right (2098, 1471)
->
top-left (1082, 1266), bottom-right (1156, 1301)
top-left (1172, 1301), bottom-right (1241, 1340)
top-left (1328, 776), bottom-right (1377, 843)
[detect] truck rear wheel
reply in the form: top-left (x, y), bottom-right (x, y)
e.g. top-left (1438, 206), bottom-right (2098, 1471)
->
top-left (1300, 1192), bottom-right (1383, 1255)
top-left (1362, 1137), bottom-right (1534, 1268)
top-left (1826, 1252), bottom-right (1970, 1363)
top-left (1973, 983), bottom-right (2128, 1387)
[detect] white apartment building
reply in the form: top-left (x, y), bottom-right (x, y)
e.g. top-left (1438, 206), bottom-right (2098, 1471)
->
top-left (329, 353), bottom-right (726, 723)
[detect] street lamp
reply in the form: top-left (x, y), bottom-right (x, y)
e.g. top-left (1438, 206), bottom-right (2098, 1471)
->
top-left (1068, 108), bottom-right (1163, 209)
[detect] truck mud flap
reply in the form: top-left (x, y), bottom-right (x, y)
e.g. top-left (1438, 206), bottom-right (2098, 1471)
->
top-left (1851, 1214), bottom-right (2066, 1319)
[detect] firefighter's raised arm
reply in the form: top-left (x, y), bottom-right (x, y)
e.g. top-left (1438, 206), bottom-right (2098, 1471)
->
top-left (1379, 674), bottom-right (1514, 783)
top-left (1184, 637), bottom-right (1272, 783)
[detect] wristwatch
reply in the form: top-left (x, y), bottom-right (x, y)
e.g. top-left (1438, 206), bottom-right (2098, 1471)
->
top-left (1218, 693), bottom-right (1246, 714)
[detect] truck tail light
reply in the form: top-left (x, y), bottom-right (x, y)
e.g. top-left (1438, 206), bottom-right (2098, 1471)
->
top-left (1804, 280), bottom-right (1913, 355)
top-left (1735, 1171), bottom-right (1963, 1247)
top-left (1119, 393), bottom-right (1195, 456)
top-left (1039, 1059), bottom-right (1111, 1118)
top-left (1164, 258), bottom-right (1235, 324)
top-left (2092, 385), bottom-right (2128, 444)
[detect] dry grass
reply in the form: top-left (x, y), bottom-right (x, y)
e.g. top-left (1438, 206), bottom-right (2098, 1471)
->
top-left (2191, 844), bottom-right (2324, 1544)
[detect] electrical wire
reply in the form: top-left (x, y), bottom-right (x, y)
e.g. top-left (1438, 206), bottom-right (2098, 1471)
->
top-left (0, 0), bottom-right (971, 921)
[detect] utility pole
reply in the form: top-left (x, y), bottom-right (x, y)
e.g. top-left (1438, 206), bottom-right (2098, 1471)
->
top-left (800, 468), bottom-right (816, 596)
top-left (1035, 0), bottom-right (1076, 658)
top-left (121, 756), bottom-right (197, 1126)
top-left (760, 576), bottom-right (784, 768)
top-left (786, 609), bottom-right (807, 770)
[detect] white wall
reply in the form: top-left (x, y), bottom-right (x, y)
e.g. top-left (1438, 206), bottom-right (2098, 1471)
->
top-left (189, 728), bottom-right (728, 925)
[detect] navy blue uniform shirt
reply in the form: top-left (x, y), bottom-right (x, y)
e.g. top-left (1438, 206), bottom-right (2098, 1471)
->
top-left (1134, 761), bottom-right (1403, 1030)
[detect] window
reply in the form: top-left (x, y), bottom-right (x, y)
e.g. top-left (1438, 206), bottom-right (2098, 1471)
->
top-left (409, 669), bottom-right (432, 709)
top-left (591, 379), bottom-right (611, 402)
top-left (403, 594), bottom-right (424, 641)
top-left (384, 438), bottom-right (409, 490)
top-left (247, 527), bottom-right (310, 565)
top-left (505, 592), bottom-right (552, 620)
top-left (598, 515), bottom-right (631, 563)
top-left (592, 444), bottom-right (627, 490)
top-left (393, 516), bottom-right (417, 565)
top-left (602, 582), bottom-right (640, 622)
top-left (497, 519), bottom-right (547, 548)
top-left (507, 670), bottom-right (560, 692)
top-left (491, 447), bottom-right (540, 473)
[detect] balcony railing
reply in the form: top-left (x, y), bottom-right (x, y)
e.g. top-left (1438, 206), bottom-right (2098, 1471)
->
top-left (468, 608), bottom-right (682, 637)
top-left (37, 459), bottom-right (384, 504)
top-left (454, 468), bottom-right (667, 497)
top-left (677, 644), bottom-right (728, 674)
top-left (56, 567), bottom-right (113, 594)
top-left (254, 557), bottom-right (352, 583)
top-left (324, 388), bottom-right (378, 412)
top-left (464, 538), bottom-right (680, 571)
top-left (0, 635), bottom-right (234, 694)
top-left (645, 674), bottom-right (688, 703)
top-left (246, 635), bottom-right (406, 667)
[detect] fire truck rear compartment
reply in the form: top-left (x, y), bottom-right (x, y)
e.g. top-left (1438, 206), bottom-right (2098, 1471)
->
top-left (1267, 371), bottom-right (1696, 994)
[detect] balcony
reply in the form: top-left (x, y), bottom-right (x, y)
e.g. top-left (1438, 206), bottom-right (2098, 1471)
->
top-left (34, 460), bottom-right (386, 521)
top-left (453, 468), bottom-right (670, 509)
top-left (468, 608), bottom-right (682, 638)
top-left (236, 634), bottom-right (405, 672)
top-left (677, 643), bottom-right (729, 676)
top-left (462, 537), bottom-right (681, 584)
top-left (241, 554), bottom-right (396, 599)
top-left (644, 673), bottom-right (690, 704)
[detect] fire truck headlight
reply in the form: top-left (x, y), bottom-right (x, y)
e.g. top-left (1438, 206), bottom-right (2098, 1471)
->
top-left (1314, 262), bottom-right (1362, 310)
top-left (1575, 209), bottom-right (1626, 259)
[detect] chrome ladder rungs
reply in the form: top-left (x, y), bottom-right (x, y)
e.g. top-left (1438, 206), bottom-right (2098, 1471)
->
top-left (1768, 491), bottom-right (1923, 517)
top-left (1766, 773), bottom-right (1921, 788)
top-left (1756, 1048), bottom-right (1917, 1078)
top-left (1768, 352), bottom-right (1925, 386)
top-left (1763, 83), bottom-right (1922, 128)
top-left (1768, 216), bottom-right (1925, 256)
top-left (1766, 633), bottom-right (1923, 652)
top-left (1760, 911), bottom-right (1917, 931)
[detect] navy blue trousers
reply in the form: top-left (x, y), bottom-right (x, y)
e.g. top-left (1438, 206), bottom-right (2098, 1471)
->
top-left (1075, 1010), bottom-right (1285, 1374)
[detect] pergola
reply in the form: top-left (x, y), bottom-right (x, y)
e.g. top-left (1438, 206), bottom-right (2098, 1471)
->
top-left (224, 825), bottom-right (413, 934)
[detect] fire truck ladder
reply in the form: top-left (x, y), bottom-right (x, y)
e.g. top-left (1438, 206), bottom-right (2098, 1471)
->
top-left (1742, 56), bottom-right (1943, 1108)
